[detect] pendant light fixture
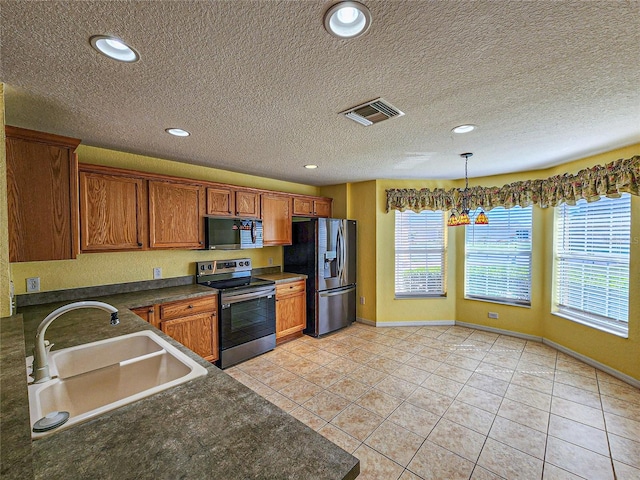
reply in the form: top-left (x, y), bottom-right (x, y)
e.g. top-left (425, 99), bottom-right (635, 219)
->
top-left (448, 153), bottom-right (489, 227)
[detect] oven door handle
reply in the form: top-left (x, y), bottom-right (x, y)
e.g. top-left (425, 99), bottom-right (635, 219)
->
top-left (222, 287), bottom-right (275, 305)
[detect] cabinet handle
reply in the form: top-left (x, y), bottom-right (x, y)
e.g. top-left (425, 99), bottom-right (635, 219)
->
top-left (188, 305), bottom-right (194, 309)
top-left (138, 242), bottom-right (143, 247)
top-left (148, 308), bottom-right (154, 313)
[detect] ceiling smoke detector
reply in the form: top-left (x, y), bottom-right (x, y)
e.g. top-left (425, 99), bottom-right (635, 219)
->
top-left (340, 98), bottom-right (404, 126)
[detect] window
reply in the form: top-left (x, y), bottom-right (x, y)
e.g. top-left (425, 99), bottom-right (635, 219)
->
top-left (554, 194), bottom-right (631, 336)
top-left (465, 206), bottom-right (533, 305)
top-left (395, 210), bottom-right (446, 297)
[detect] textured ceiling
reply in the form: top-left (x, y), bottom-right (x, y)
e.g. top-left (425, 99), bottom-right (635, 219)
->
top-left (1, 1), bottom-right (639, 186)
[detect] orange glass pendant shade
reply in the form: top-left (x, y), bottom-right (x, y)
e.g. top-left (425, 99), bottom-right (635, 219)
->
top-left (475, 210), bottom-right (489, 225)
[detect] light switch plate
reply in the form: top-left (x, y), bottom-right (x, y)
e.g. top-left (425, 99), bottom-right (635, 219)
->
top-left (153, 267), bottom-right (162, 279)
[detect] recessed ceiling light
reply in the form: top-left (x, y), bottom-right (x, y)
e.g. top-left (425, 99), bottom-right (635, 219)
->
top-left (90, 35), bottom-right (139, 62)
top-left (165, 128), bottom-right (190, 137)
top-left (324, 1), bottom-right (372, 38)
top-left (304, 164), bottom-right (318, 169)
top-left (452, 124), bottom-right (477, 134)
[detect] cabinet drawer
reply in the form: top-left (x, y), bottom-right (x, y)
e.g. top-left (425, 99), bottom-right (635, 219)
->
top-left (160, 296), bottom-right (217, 320)
top-left (276, 280), bottom-right (306, 297)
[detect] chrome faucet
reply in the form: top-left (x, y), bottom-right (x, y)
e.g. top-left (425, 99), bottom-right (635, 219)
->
top-left (32, 301), bottom-right (119, 384)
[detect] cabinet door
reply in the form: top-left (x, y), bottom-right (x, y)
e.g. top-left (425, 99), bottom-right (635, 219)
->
top-left (292, 197), bottom-right (313, 216)
top-left (161, 313), bottom-right (217, 362)
top-left (235, 190), bottom-right (261, 218)
top-left (206, 187), bottom-right (234, 216)
top-left (79, 172), bottom-right (147, 251)
top-left (314, 199), bottom-right (332, 218)
top-left (276, 281), bottom-right (306, 339)
top-left (6, 127), bottom-right (80, 262)
top-left (261, 193), bottom-right (292, 246)
top-left (131, 305), bottom-right (158, 328)
top-left (149, 180), bottom-right (205, 249)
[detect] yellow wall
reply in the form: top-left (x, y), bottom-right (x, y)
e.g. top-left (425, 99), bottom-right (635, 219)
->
top-left (319, 184), bottom-right (348, 218)
top-left (0, 84), bottom-right (10, 316)
top-left (348, 181), bottom-right (377, 322)
top-left (9, 145), bottom-right (320, 295)
top-left (352, 144), bottom-right (639, 379)
top-left (376, 179), bottom-right (458, 323)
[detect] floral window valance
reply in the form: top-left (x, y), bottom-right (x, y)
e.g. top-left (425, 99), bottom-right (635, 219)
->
top-left (386, 155), bottom-right (640, 213)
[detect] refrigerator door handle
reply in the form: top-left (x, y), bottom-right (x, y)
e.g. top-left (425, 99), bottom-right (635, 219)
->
top-left (319, 286), bottom-right (356, 297)
top-left (336, 221), bottom-right (347, 285)
top-left (336, 223), bottom-right (342, 282)
top-left (341, 222), bottom-right (347, 284)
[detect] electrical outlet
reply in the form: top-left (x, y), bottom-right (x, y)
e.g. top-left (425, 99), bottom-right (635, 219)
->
top-left (488, 312), bottom-right (499, 319)
top-left (360, 296), bottom-right (365, 305)
top-left (153, 267), bottom-right (162, 279)
top-left (268, 257), bottom-right (273, 266)
top-left (27, 277), bottom-right (40, 293)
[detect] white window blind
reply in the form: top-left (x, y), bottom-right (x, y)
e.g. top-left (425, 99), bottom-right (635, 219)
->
top-left (395, 210), bottom-right (446, 297)
top-left (465, 206), bottom-right (532, 305)
top-left (554, 194), bottom-right (630, 335)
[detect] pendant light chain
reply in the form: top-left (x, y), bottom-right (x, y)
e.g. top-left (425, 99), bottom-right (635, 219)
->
top-left (447, 152), bottom-right (489, 227)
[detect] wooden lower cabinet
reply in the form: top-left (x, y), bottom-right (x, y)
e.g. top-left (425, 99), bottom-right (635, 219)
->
top-left (131, 295), bottom-right (218, 362)
top-left (130, 305), bottom-right (157, 328)
top-left (275, 280), bottom-right (306, 343)
top-left (162, 313), bottom-right (217, 361)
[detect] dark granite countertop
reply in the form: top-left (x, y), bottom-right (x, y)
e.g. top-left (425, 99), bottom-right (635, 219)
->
top-left (256, 272), bottom-right (308, 284)
top-left (1, 286), bottom-right (359, 480)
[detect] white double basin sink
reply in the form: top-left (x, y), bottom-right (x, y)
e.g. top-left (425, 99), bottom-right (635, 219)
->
top-left (27, 330), bottom-right (208, 439)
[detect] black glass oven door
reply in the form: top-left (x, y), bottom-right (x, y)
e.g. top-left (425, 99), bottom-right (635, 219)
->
top-left (220, 289), bottom-right (275, 350)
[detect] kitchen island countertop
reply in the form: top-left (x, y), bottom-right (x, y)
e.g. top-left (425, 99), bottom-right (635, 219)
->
top-left (0, 285), bottom-right (359, 480)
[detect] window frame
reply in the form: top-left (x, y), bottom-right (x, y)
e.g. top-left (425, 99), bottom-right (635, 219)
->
top-left (394, 209), bottom-right (447, 299)
top-left (552, 194), bottom-right (631, 337)
top-left (464, 205), bottom-right (533, 307)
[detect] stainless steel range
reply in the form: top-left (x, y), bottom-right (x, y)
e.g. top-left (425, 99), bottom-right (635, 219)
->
top-left (196, 258), bottom-right (276, 369)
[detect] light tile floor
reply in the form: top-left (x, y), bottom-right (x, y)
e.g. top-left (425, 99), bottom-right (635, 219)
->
top-left (225, 323), bottom-right (640, 479)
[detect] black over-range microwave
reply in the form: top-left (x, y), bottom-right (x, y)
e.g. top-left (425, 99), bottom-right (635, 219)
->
top-left (204, 217), bottom-right (263, 250)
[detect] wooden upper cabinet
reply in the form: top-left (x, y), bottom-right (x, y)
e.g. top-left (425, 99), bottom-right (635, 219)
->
top-left (292, 196), bottom-right (332, 218)
top-left (261, 193), bottom-right (292, 246)
top-left (79, 170), bottom-right (147, 252)
top-left (206, 187), bottom-right (234, 216)
top-left (292, 197), bottom-right (313, 216)
top-left (5, 126), bottom-right (80, 262)
top-left (235, 190), bottom-right (261, 218)
top-left (149, 180), bottom-right (205, 249)
top-left (314, 198), bottom-right (332, 218)
top-left (207, 187), bottom-right (260, 218)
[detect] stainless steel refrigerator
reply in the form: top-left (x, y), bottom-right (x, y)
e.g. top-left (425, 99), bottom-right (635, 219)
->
top-left (284, 218), bottom-right (356, 337)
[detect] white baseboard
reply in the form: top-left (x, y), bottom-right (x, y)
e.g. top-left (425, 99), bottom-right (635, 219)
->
top-left (543, 338), bottom-right (640, 389)
top-left (356, 318), bottom-right (455, 328)
top-left (455, 321), bottom-right (543, 343)
top-left (355, 318), bottom-right (639, 387)
top-left (356, 317), bottom-right (375, 326)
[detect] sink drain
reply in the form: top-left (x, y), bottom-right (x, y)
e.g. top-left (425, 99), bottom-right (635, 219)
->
top-left (33, 411), bottom-right (70, 432)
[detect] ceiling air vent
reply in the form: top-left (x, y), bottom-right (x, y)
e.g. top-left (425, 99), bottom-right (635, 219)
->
top-left (340, 98), bottom-right (405, 126)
